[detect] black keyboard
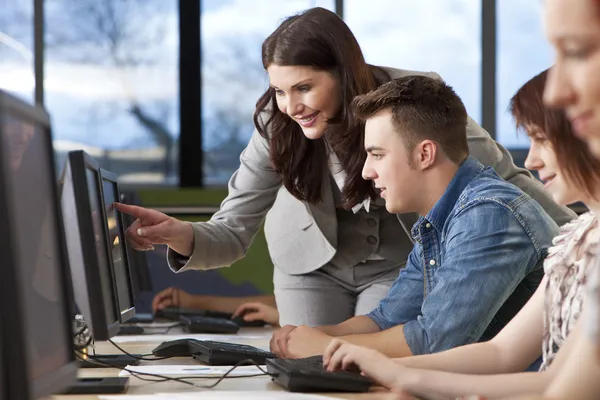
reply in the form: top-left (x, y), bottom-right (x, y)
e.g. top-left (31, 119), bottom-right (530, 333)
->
top-left (154, 307), bottom-right (205, 320)
top-left (266, 356), bottom-right (372, 393)
top-left (155, 307), bottom-right (268, 327)
top-left (180, 315), bottom-right (240, 334)
top-left (189, 340), bottom-right (276, 365)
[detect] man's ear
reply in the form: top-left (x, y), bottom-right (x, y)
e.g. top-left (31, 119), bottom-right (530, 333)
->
top-left (415, 140), bottom-right (437, 170)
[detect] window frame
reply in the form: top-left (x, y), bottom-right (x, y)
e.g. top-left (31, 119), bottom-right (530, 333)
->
top-left (34, 0), bottom-right (527, 188)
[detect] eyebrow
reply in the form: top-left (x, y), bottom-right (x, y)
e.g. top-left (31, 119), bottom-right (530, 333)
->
top-left (270, 79), bottom-right (313, 90)
top-left (365, 146), bottom-right (385, 153)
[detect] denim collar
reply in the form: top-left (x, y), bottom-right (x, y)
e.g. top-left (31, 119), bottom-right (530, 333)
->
top-left (411, 155), bottom-right (485, 237)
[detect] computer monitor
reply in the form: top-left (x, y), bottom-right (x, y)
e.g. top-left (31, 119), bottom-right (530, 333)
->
top-left (100, 169), bottom-right (136, 322)
top-left (0, 90), bottom-right (77, 399)
top-left (120, 190), bottom-right (154, 294)
top-left (59, 150), bottom-right (120, 340)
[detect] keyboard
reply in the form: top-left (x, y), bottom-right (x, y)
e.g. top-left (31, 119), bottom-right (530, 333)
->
top-left (189, 340), bottom-right (276, 365)
top-left (180, 315), bottom-right (241, 334)
top-left (266, 356), bottom-right (372, 393)
top-left (154, 307), bottom-right (205, 320)
top-left (156, 307), bottom-right (269, 327)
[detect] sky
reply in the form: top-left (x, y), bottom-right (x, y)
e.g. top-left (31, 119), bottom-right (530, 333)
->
top-left (0, 0), bottom-right (554, 156)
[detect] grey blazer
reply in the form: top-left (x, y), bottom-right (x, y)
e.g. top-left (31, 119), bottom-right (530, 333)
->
top-left (169, 67), bottom-right (576, 275)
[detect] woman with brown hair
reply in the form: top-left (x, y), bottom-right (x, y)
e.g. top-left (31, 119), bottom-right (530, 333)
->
top-left (115, 7), bottom-right (572, 326)
top-left (321, 68), bottom-right (600, 399)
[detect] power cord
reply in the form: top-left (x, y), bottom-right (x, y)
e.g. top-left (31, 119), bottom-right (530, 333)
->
top-left (72, 312), bottom-right (273, 390)
top-left (107, 339), bottom-right (184, 361)
top-left (74, 349), bottom-right (271, 389)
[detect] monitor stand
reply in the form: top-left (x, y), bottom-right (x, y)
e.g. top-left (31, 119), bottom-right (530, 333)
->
top-left (78, 353), bottom-right (141, 368)
top-left (118, 325), bottom-right (145, 335)
top-left (62, 377), bottom-right (129, 394)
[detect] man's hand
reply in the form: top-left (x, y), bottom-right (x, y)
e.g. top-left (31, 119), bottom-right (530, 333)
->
top-left (152, 287), bottom-right (196, 312)
top-left (270, 325), bottom-right (297, 357)
top-left (285, 325), bottom-right (334, 358)
top-left (323, 339), bottom-right (408, 390)
top-left (114, 203), bottom-right (194, 256)
top-left (233, 302), bottom-right (279, 326)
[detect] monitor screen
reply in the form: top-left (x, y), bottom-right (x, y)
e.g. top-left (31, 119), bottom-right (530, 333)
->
top-left (59, 151), bottom-right (120, 341)
top-left (85, 165), bottom-right (120, 329)
top-left (120, 190), bottom-right (154, 294)
top-left (0, 92), bottom-right (76, 398)
top-left (101, 173), bottom-right (135, 321)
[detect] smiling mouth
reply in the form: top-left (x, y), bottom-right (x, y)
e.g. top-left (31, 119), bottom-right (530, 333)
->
top-left (296, 111), bottom-right (319, 126)
top-left (541, 174), bottom-right (556, 187)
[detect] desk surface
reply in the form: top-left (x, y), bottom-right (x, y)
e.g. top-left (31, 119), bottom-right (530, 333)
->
top-left (51, 327), bottom-right (397, 400)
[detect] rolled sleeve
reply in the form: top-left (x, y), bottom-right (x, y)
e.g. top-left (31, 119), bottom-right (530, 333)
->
top-left (366, 248), bottom-right (424, 331)
top-left (403, 317), bottom-right (431, 355)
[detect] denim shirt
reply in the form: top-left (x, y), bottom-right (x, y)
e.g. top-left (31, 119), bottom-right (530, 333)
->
top-left (367, 156), bottom-right (559, 355)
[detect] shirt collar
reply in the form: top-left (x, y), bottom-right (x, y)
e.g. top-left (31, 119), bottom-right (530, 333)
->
top-left (412, 156), bottom-right (485, 236)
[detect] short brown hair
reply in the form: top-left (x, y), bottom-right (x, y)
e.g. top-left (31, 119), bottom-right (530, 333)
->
top-left (510, 68), bottom-right (600, 199)
top-left (351, 75), bottom-right (469, 164)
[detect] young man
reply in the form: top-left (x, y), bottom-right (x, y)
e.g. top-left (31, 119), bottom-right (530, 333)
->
top-left (269, 75), bottom-right (559, 359)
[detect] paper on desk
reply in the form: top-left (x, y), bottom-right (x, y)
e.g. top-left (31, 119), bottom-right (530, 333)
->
top-left (131, 321), bottom-right (181, 328)
top-left (156, 392), bottom-right (338, 399)
top-left (119, 364), bottom-right (266, 377)
top-left (111, 333), bottom-right (268, 344)
top-left (101, 392), bottom-right (336, 400)
top-left (100, 397), bottom-right (157, 400)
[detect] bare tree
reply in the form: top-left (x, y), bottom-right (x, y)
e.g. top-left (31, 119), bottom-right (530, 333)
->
top-left (46, 0), bottom-right (271, 184)
top-left (46, 0), bottom-right (177, 177)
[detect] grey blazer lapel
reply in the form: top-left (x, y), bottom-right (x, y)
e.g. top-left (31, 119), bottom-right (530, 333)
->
top-left (306, 168), bottom-right (338, 249)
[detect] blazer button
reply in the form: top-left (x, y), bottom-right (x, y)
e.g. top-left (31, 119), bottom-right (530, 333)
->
top-left (367, 235), bottom-right (377, 245)
top-left (367, 218), bottom-right (377, 227)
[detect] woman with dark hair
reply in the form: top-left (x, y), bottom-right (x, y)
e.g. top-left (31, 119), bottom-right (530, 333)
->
top-left (321, 68), bottom-right (600, 399)
top-left (116, 7), bottom-right (573, 326)
top-left (516, 1), bottom-right (600, 399)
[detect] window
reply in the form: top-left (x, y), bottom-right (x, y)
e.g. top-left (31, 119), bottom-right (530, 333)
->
top-left (44, 0), bottom-right (179, 185)
top-left (345, 0), bottom-right (482, 124)
top-left (200, 0), bottom-right (335, 185)
top-left (0, 0), bottom-right (34, 103)
top-left (496, 0), bottom-right (553, 150)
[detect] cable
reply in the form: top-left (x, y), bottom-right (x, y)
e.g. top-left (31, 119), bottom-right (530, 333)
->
top-left (108, 339), bottom-right (183, 361)
top-left (74, 349), bottom-right (271, 389)
top-left (72, 313), bottom-right (272, 390)
top-left (161, 322), bottom-right (181, 334)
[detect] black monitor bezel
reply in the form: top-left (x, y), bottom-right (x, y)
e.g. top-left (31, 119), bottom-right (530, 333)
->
top-left (99, 168), bottom-right (136, 323)
top-left (67, 150), bottom-right (121, 340)
top-left (0, 91), bottom-right (78, 399)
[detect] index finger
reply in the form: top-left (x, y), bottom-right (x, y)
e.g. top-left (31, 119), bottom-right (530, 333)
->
top-left (323, 339), bottom-right (345, 365)
top-left (114, 203), bottom-right (156, 220)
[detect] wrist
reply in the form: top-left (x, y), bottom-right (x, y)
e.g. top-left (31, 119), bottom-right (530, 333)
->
top-left (171, 222), bottom-right (194, 257)
top-left (317, 325), bottom-right (341, 336)
top-left (397, 367), bottom-right (423, 393)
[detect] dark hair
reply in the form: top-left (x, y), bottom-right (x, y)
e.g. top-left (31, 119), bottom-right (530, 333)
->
top-left (510, 68), bottom-right (600, 199)
top-left (253, 7), bottom-right (379, 209)
top-left (352, 75), bottom-right (469, 164)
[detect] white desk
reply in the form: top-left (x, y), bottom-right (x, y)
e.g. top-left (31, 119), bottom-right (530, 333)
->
top-left (51, 327), bottom-right (397, 400)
